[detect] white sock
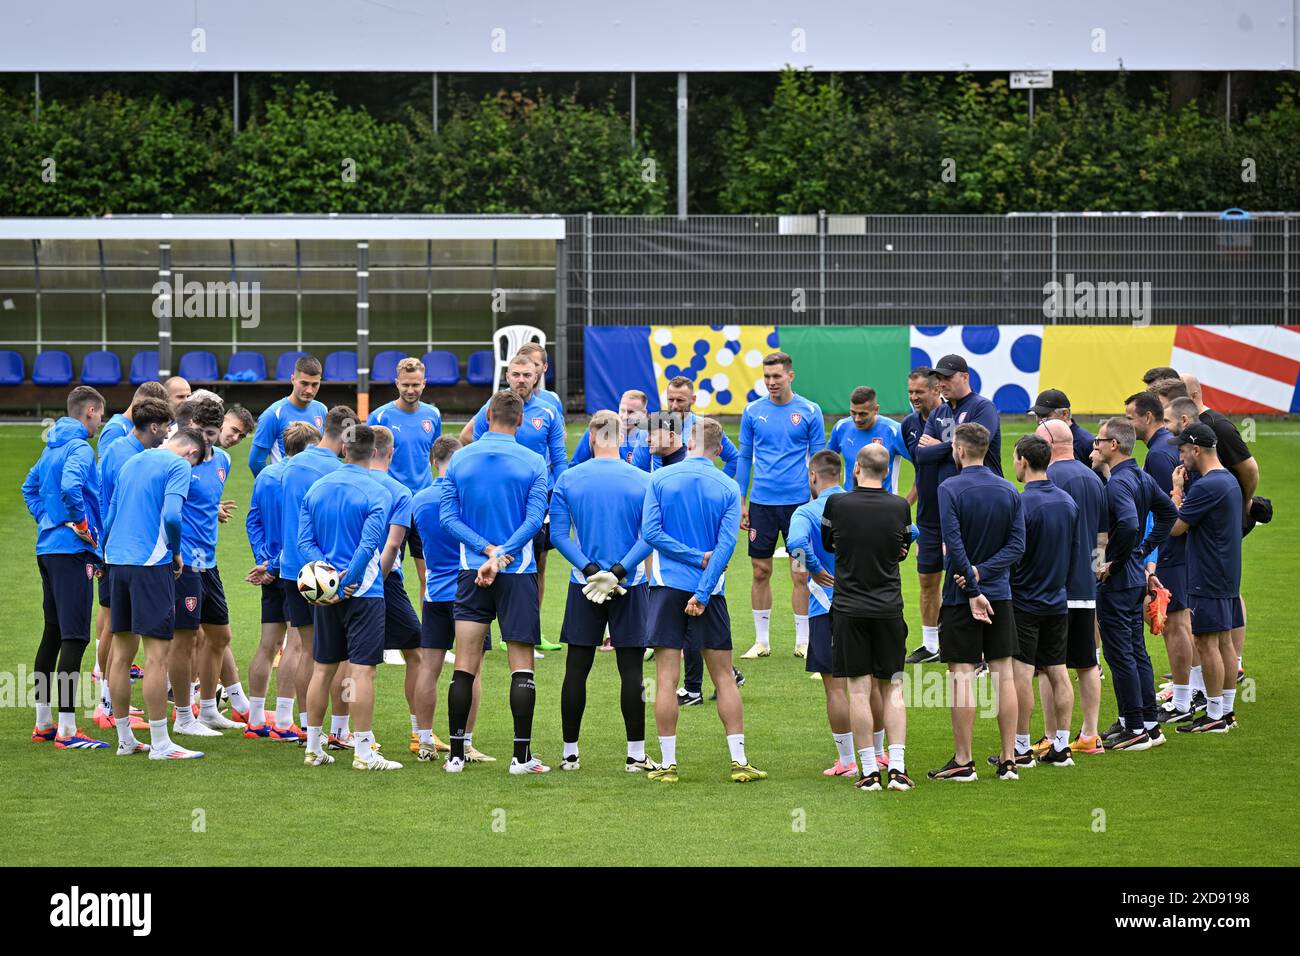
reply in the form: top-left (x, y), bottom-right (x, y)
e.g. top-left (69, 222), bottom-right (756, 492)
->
top-left (873, 730), bottom-right (885, 755)
top-left (922, 624), bottom-right (940, 654)
top-left (1144, 720), bottom-right (1158, 731)
top-left (1054, 729), bottom-right (1069, 751)
top-left (832, 731), bottom-right (855, 766)
top-left (249, 696), bottom-right (267, 723)
top-left (149, 718), bottom-right (172, 750)
top-left (1223, 688), bottom-right (1236, 713)
top-left (627, 739), bottom-right (646, 761)
top-left (300, 710), bottom-right (309, 730)
top-left (276, 698), bottom-right (295, 728)
top-left (563, 741), bottom-right (579, 759)
top-left (35, 703), bottom-right (53, 729)
top-left (1207, 696), bottom-right (1223, 720)
top-left (330, 715), bottom-right (348, 737)
top-left (199, 698), bottom-right (219, 721)
top-left (1096, 647), bottom-right (1102, 665)
top-left (57, 711), bottom-right (77, 737)
top-left (1172, 684), bottom-right (1191, 712)
top-left (659, 735), bottom-right (677, 766)
top-left (1119, 716), bottom-right (1127, 729)
top-left (857, 747), bottom-right (878, 774)
top-left (353, 729), bottom-right (375, 757)
top-left (465, 732), bottom-right (474, 747)
top-left (753, 610), bottom-right (771, 646)
top-left (1015, 733), bottom-right (1030, 754)
top-left (726, 733), bottom-right (747, 765)
top-left (418, 728), bottom-right (433, 745)
top-left (306, 726), bottom-right (323, 753)
top-left (1237, 655), bottom-right (1243, 671)
top-left (409, 714), bottom-right (418, 733)
top-left (101, 680), bottom-right (111, 710)
top-left (1190, 665), bottom-right (1205, 694)
top-left (226, 682), bottom-right (250, 713)
top-left (888, 743), bottom-right (906, 774)
top-left (115, 716), bottom-right (136, 748)
top-left (794, 614), bottom-right (809, 647)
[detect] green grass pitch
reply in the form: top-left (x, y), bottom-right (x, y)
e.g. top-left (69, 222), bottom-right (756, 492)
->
top-left (1, 417), bottom-right (1296, 866)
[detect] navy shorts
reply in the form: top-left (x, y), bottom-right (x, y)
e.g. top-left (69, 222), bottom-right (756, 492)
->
top-left (1066, 606), bottom-right (1099, 669)
top-left (454, 570), bottom-right (540, 644)
top-left (915, 524), bottom-right (943, 575)
top-left (421, 600), bottom-right (493, 651)
top-left (98, 566), bottom-right (111, 608)
top-left (939, 600), bottom-right (1017, 664)
top-left (383, 574), bottom-right (422, 650)
top-left (260, 578), bottom-right (288, 625)
top-left (804, 611), bottom-right (833, 674)
top-left (1014, 610), bottom-right (1068, 668)
top-left (199, 568), bottom-right (229, 627)
top-left (560, 580), bottom-right (648, 648)
top-left (747, 502), bottom-right (800, 559)
top-left (406, 520), bottom-right (424, 562)
top-left (533, 506), bottom-right (553, 554)
top-left (38, 553), bottom-right (96, 644)
top-left (1158, 562), bottom-right (1189, 613)
top-left (647, 587), bottom-right (731, 652)
top-left (175, 567), bottom-right (229, 630)
top-left (1189, 595), bottom-right (1244, 636)
top-left (280, 575), bottom-right (314, 628)
top-left (109, 564), bottom-right (176, 639)
top-left (313, 596), bottom-right (386, 666)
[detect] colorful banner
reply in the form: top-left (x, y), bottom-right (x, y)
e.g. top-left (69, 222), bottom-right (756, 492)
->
top-left (583, 324), bottom-right (1300, 416)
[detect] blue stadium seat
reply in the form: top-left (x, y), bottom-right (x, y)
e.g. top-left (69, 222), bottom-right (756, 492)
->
top-left (129, 351), bottom-right (159, 385)
top-left (323, 351), bottom-right (358, 382)
top-left (275, 351), bottom-right (312, 381)
top-left (466, 350), bottom-right (494, 386)
top-left (422, 350), bottom-right (459, 387)
top-left (32, 351), bottom-right (73, 387)
top-left (371, 350), bottom-right (405, 383)
top-left (226, 352), bottom-right (267, 380)
top-left (80, 351), bottom-right (122, 387)
top-left (0, 350), bottom-right (25, 386)
top-left (178, 351), bottom-right (219, 382)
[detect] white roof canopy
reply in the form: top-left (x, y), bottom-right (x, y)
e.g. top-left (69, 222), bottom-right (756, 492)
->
top-left (0, 217), bottom-right (565, 242)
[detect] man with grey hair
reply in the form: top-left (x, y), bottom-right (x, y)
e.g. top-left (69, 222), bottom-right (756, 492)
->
top-left (1092, 417), bottom-right (1177, 752)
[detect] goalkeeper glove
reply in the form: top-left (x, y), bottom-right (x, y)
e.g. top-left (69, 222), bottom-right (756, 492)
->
top-left (582, 570), bottom-right (625, 605)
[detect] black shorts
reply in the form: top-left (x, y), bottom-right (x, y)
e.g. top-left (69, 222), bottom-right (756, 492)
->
top-left (98, 566), bottom-right (111, 608)
top-left (420, 600), bottom-right (493, 651)
top-left (1158, 562), bottom-right (1188, 613)
top-left (175, 567), bottom-right (229, 630)
top-left (939, 600), bottom-right (1017, 664)
top-left (532, 514), bottom-right (552, 555)
top-left (38, 553), bottom-right (96, 644)
top-left (1066, 606), bottom-right (1099, 669)
top-left (1014, 610), bottom-right (1068, 668)
top-left (1189, 595), bottom-right (1244, 635)
top-left (313, 597), bottom-right (386, 666)
top-left (805, 612), bottom-right (834, 674)
top-left (383, 574), bottom-right (421, 650)
top-left (831, 612), bottom-right (907, 680)
top-left (747, 501), bottom-right (801, 559)
top-left (198, 568), bottom-right (229, 627)
top-left (279, 575), bottom-right (314, 628)
top-left (915, 523), bottom-right (943, 575)
top-left (453, 570), bottom-right (540, 644)
top-left (109, 564), bottom-right (176, 639)
top-left (260, 579), bottom-right (288, 625)
top-left (648, 587), bottom-right (731, 652)
top-left (406, 520), bottom-right (424, 561)
top-left (560, 580), bottom-right (648, 648)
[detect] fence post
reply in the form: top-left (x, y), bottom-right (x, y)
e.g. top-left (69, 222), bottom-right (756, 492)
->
top-left (555, 236), bottom-right (568, 409)
top-left (32, 239), bottom-right (42, 355)
top-left (676, 73), bottom-right (688, 220)
top-left (158, 242), bottom-right (172, 379)
top-left (1285, 215), bottom-right (1291, 320)
top-left (356, 241), bottom-right (370, 419)
top-left (818, 209), bottom-right (827, 326)
top-left (1050, 214), bottom-right (1058, 325)
top-left (585, 212), bottom-right (593, 327)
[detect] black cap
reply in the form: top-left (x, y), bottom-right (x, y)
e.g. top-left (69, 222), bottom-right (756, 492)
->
top-left (932, 354), bottom-right (969, 377)
top-left (1176, 423), bottom-right (1218, 448)
top-left (1031, 388), bottom-right (1071, 417)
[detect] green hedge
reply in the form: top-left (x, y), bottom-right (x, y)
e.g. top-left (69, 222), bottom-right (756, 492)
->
top-left (1, 72), bottom-right (1297, 215)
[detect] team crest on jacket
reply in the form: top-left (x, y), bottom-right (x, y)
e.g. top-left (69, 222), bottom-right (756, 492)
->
top-left (85, 563), bottom-right (94, 580)
top-left (532, 417), bottom-right (544, 430)
top-left (957, 412), bottom-right (968, 424)
top-left (871, 437), bottom-right (883, 446)
top-left (185, 596), bottom-right (199, 613)
top-left (217, 468), bottom-right (226, 482)
top-left (422, 419), bottom-right (433, 434)
top-left (789, 413), bottom-right (802, 425)
top-left (314, 416), bottom-right (323, 428)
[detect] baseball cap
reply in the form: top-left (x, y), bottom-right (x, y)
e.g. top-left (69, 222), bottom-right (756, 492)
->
top-left (932, 354), bottom-right (969, 377)
top-left (1175, 423), bottom-right (1218, 448)
top-left (1031, 388), bottom-right (1071, 417)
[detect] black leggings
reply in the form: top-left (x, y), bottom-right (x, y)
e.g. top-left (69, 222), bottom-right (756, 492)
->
top-left (561, 645), bottom-right (646, 744)
top-left (34, 634), bottom-right (88, 715)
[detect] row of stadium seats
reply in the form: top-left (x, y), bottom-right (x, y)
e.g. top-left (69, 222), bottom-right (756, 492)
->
top-left (0, 349), bottom-right (501, 388)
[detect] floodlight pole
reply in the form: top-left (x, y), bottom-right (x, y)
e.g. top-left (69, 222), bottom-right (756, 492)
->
top-left (433, 73), bottom-right (439, 133)
top-left (630, 73), bottom-right (636, 147)
top-left (676, 72), bottom-right (687, 219)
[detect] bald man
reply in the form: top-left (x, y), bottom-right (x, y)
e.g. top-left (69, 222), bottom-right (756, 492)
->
top-left (164, 376), bottom-right (192, 416)
top-left (1182, 374), bottom-right (1256, 682)
top-left (1038, 419), bottom-right (1108, 755)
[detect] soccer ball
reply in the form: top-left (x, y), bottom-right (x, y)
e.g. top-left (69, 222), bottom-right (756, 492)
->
top-left (297, 561), bottom-right (340, 605)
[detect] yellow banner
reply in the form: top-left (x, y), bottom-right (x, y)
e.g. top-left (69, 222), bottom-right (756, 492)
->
top-left (649, 325), bottom-right (779, 415)
top-left (1039, 325), bottom-right (1177, 414)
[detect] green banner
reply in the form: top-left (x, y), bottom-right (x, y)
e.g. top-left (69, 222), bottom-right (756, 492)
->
top-left (778, 326), bottom-right (911, 415)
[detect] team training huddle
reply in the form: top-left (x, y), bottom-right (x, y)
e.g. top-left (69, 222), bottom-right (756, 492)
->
top-left (23, 343), bottom-right (1265, 789)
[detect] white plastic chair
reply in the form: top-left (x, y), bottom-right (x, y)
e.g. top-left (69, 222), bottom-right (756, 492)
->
top-left (493, 325), bottom-right (547, 389)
